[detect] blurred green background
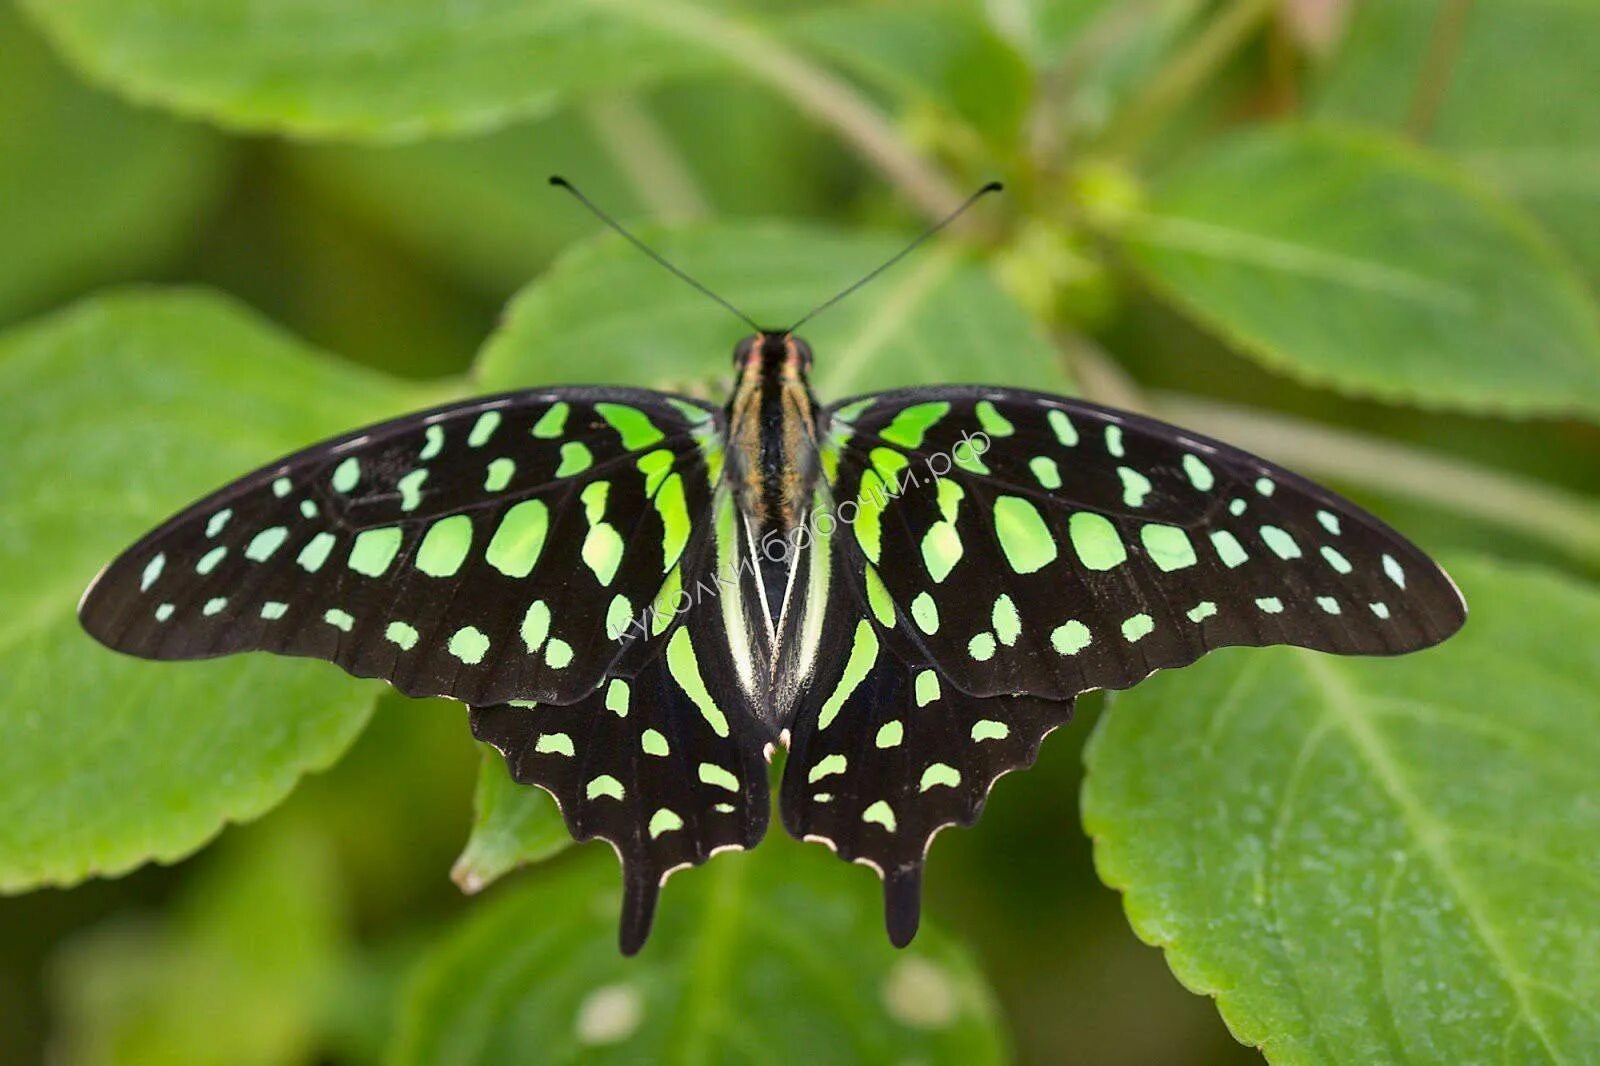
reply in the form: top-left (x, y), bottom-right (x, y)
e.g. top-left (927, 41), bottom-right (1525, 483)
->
top-left (2, 1), bottom-right (1597, 1063)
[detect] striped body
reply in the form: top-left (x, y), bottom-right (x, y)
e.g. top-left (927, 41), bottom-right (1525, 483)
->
top-left (725, 332), bottom-right (821, 627)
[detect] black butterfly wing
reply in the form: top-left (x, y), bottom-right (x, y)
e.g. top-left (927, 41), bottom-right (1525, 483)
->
top-left (774, 483), bottom-right (1073, 945)
top-left (470, 487), bottom-right (778, 955)
top-left (778, 386), bottom-right (1465, 944)
top-left (80, 387), bottom-right (721, 708)
top-left (821, 386), bottom-right (1465, 700)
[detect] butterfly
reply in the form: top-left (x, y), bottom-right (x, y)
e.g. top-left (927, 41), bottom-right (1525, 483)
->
top-left (79, 179), bottom-right (1466, 954)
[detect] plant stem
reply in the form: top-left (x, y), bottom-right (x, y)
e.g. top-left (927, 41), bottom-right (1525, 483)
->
top-left (1406, 0), bottom-right (1475, 139)
top-left (603, 0), bottom-right (966, 220)
top-left (1100, 0), bottom-right (1280, 158)
top-left (584, 94), bottom-right (711, 223)
top-left (1154, 392), bottom-right (1600, 568)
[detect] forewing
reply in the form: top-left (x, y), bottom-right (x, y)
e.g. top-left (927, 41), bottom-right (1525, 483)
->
top-left (471, 489), bottom-right (775, 954)
top-left (79, 387), bottom-right (721, 707)
top-left (822, 387), bottom-right (1466, 701)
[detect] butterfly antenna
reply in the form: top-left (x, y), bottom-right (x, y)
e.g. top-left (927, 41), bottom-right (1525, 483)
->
top-left (785, 181), bottom-right (1003, 334)
top-left (549, 175), bottom-right (760, 331)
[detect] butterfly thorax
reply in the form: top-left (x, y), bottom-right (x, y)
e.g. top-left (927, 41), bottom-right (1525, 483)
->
top-left (725, 332), bottom-right (821, 547)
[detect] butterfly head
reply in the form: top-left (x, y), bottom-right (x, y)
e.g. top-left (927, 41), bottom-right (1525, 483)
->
top-left (733, 332), bottom-right (814, 381)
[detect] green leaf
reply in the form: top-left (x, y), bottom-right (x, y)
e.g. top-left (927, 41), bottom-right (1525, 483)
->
top-left (1124, 124), bottom-right (1600, 419)
top-left (0, 4), bottom-right (225, 323)
top-left (478, 221), bottom-right (1072, 399)
top-left (19, 0), bottom-right (733, 140)
top-left (787, 4), bottom-right (1032, 148)
top-left (49, 823), bottom-right (346, 1066)
top-left (1083, 556), bottom-right (1600, 1061)
top-left (392, 835), bottom-right (1007, 1064)
top-left (1315, 0), bottom-right (1600, 288)
top-left (0, 290), bottom-right (451, 890)
top-left (451, 747), bottom-right (570, 894)
top-left (291, 84), bottom-right (846, 294)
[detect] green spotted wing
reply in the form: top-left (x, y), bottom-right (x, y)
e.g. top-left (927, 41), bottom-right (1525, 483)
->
top-left (779, 386), bottom-right (1466, 942)
top-left (80, 387), bottom-right (777, 952)
top-left (470, 489), bottom-right (780, 954)
top-left (80, 388), bottom-right (717, 707)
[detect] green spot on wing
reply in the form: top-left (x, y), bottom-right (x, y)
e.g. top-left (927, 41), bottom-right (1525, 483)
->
top-left (808, 754), bottom-right (847, 783)
top-left (348, 526), bottom-right (402, 577)
top-left (544, 639), bottom-right (573, 669)
top-left (992, 594), bottom-right (1021, 646)
top-left (1140, 524), bottom-right (1197, 572)
top-left (974, 400), bottom-right (1014, 437)
top-left (483, 457), bottom-right (515, 492)
top-left (556, 441), bottom-right (592, 477)
top-left (386, 621), bottom-right (419, 649)
top-left (698, 763), bottom-right (740, 792)
top-left (1052, 620), bottom-right (1091, 655)
top-left (878, 401), bottom-right (949, 449)
top-left (1122, 613), bottom-right (1154, 642)
top-left (1117, 466), bottom-right (1152, 507)
top-left (417, 515), bottom-right (473, 577)
top-left (420, 424), bottom-right (444, 460)
top-left (1047, 409), bottom-right (1079, 447)
top-left (1069, 512), bottom-right (1125, 570)
top-left (520, 601), bottom-right (550, 652)
top-left (468, 410), bottom-right (501, 447)
top-left (1211, 530), bottom-right (1249, 568)
top-left (993, 496), bottom-right (1057, 574)
top-left (648, 809), bottom-right (684, 838)
top-left (530, 402), bottom-right (568, 439)
top-left (587, 775), bottom-right (625, 800)
top-left (605, 594), bottom-right (634, 640)
top-left (397, 468), bottom-right (428, 511)
top-left (581, 522), bottom-right (625, 587)
top-left (1260, 525), bottom-right (1303, 560)
top-left (245, 526), bottom-right (288, 562)
top-left (486, 500), bottom-right (548, 578)
top-left (297, 532), bottom-right (336, 573)
top-left (449, 626), bottom-right (490, 664)
top-left (818, 621), bottom-right (877, 731)
top-left (596, 402), bottom-right (665, 450)
top-left (862, 800), bottom-right (897, 832)
top-left (1182, 453), bottom-right (1215, 491)
top-left (332, 456), bottom-right (360, 493)
top-left (536, 733), bottom-right (574, 757)
top-left (865, 567), bottom-right (896, 626)
top-left (972, 720), bottom-right (1008, 741)
top-left (666, 628), bottom-right (729, 738)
